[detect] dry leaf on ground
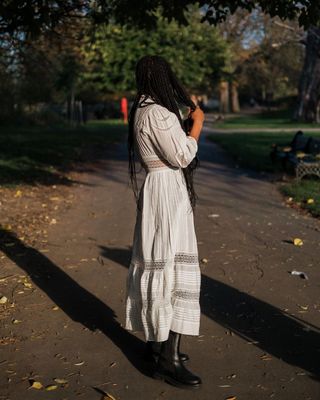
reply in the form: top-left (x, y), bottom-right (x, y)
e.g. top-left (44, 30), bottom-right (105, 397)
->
top-left (293, 238), bottom-right (303, 246)
top-left (45, 384), bottom-right (58, 391)
top-left (54, 378), bottom-right (68, 384)
top-left (103, 393), bottom-right (116, 400)
top-left (29, 381), bottom-right (43, 390)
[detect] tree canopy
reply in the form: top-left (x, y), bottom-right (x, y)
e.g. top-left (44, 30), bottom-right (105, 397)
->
top-left (80, 9), bottom-right (228, 98)
top-left (1, 0), bottom-right (320, 39)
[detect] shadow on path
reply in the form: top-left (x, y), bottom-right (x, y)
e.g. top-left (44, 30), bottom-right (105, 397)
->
top-left (100, 245), bottom-right (320, 381)
top-left (0, 230), bottom-right (150, 379)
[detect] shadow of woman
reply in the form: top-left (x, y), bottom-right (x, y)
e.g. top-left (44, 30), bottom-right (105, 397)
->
top-left (0, 230), bottom-right (150, 378)
top-left (99, 245), bottom-right (320, 381)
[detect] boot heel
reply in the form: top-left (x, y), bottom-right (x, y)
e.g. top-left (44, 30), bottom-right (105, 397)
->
top-left (153, 331), bottom-right (202, 389)
top-left (153, 372), bottom-right (200, 390)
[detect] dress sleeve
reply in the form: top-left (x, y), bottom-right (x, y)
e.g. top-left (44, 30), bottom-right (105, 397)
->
top-left (146, 105), bottom-right (198, 168)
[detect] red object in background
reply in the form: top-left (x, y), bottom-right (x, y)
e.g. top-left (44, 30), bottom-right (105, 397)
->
top-left (121, 97), bottom-right (128, 123)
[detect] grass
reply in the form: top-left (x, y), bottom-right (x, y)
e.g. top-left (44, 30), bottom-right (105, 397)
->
top-left (213, 109), bottom-right (320, 129)
top-left (208, 131), bottom-right (320, 217)
top-left (279, 180), bottom-right (320, 218)
top-left (0, 119), bottom-right (127, 186)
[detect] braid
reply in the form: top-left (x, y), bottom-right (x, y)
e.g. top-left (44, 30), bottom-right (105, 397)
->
top-left (128, 55), bottom-right (199, 208)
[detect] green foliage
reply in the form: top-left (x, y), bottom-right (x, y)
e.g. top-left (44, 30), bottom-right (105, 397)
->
top-left (280, 180), bottom-right (320, 217)
top-left (202, 1), bottom-right (320, 29)
top-left (0, 20), bottom-right (88, 123)
top-left (1, 1), bottom-right (319, 39)
top-left (237, 18), bottom-right (304, 101)
top-left (80, 9), bottom-right (228, 97)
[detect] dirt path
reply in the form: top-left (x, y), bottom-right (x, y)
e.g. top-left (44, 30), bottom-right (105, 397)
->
top-left (1, 130), bottom-right (320, 400)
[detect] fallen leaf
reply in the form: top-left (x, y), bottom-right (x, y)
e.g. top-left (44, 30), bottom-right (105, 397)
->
top-left (103, 393), bottom-right (116, 400)
top-left (45, 384), bottom-right (58, 391)
top-left (30, 381), bottom-right (43, 390)
top-left (12, 319), bottom-right (21, 324)
top-left (225, 397), bottom-right (236, 400)
top-left (52, 306), bottom-right (59, 311)
top-left (0, 296), bottom-right (8, 304)
top-left (14, 190), bottom-right (22, 198)
top-left (54, 378), bottom-right (68, 384)
top-left (0, 275), bottom-right (14, 282)
top-left (74, 361), bottom-right (85, 366)
top-left (293, 238), bottom-right (303, 246)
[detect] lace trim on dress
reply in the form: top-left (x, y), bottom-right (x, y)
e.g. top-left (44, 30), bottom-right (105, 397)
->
top-left (131, 252), bottom-right (199, 270)
top-left (172, 290), bottom-right (199, 300)
top-left (141, 158), bottom-right (171, 170)
top-left (174, 253), bottom-right (198, 264)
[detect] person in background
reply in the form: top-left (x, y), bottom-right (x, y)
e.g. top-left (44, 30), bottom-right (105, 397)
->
top-left (121, 96), bottom-right (128, 123)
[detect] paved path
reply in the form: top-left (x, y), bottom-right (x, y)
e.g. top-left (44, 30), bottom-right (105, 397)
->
top-left (1, 127), bottom-right (320, 400)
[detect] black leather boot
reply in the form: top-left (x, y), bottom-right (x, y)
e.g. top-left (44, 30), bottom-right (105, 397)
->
top-left (153, 331), bottom-right (201, 389)
top-left (145, 340), bottom-right (189, 363)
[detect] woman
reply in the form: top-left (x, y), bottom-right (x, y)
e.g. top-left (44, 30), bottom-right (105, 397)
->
top-left (125, 55), bottom-right (204, 389)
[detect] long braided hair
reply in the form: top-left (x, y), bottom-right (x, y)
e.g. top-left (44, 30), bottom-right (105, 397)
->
top-left (128, 55), bottom-right (199, 208)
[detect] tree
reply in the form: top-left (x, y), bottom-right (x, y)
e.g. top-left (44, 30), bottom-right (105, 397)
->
top-left (79, 8), bottom-right (228, 98)
top-left (236, 16), bottom-right (304, 107)
top-left (218, 9), bottom-right (265, 112)
top-left (1, 1), bottom-right (319, 39)
top-left (294, 26), bottom-right (320, 122)
top-left (2, 1), bottom-right (320, 122)
top-left (0, 17), bottom-right (87, 124)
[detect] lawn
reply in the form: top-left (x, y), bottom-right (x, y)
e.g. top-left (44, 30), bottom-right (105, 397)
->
top-left (208, 131), bottom-right (320, 217)
top-left (213, 109), bottom-right (320, 130)
top-left (0, 120), bottom-right (127, 186)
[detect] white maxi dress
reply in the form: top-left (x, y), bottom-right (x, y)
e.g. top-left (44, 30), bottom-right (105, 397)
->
top-left (125, 96), bottom-right (201, 342)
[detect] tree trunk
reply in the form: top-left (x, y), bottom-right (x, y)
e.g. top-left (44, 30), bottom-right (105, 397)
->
top-left (294, 26), bottom-right (320, 122)
top-left (230, 81), bottom-right (240, 113)
top-left (219, 81), bottom-right (229, 113)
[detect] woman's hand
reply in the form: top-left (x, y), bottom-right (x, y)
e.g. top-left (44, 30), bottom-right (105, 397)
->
top-left (188, 106), bottom-right (204, 142)
top-left (190, 106), bottom-right (205, 125)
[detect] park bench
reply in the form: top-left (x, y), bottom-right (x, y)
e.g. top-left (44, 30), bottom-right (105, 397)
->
top-left (270, 130), bottom-right (320, 180)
